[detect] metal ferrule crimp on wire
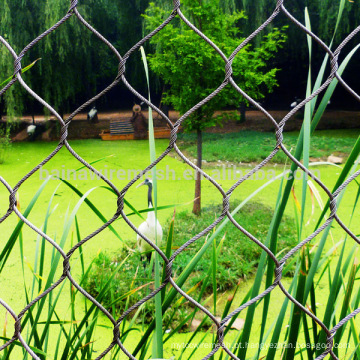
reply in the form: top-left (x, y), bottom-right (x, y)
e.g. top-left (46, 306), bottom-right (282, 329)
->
top-left (117, 59), bottom-right (126, 79)
top-left (60, 123), bottom-right (70, 144)
top-left (224, 61), bottom-right (233, 83)
top-left (68, 0), bottom-right (78, 13)
top-left (173, 0), bottom-right (181, 13)
top-left (274, 262), bottom-right (285, 283)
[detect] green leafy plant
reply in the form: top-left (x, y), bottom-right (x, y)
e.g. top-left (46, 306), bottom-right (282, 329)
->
top-left (168, 202), bottom-right (297, 291)
top-left (83, 248), bottom-right (152, 317)
top-left (83, 201), bottom-right (297, 320)
top-left (144, 0), bottom-right (286, 214)
top-left (0, 126), bottom-right (11, 164)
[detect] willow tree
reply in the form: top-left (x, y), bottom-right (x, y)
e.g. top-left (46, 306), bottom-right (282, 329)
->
top-left (236, 0), bottom-right (359, 39)
top-left (0, 0), bottom-right (43, 119)
top-left (0, 0), bottom-right (138, 118)
top-left (145, 0), bottom-right (286, 214)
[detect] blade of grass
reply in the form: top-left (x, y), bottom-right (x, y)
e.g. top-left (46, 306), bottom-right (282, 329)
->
top-left (57, 178), bottom-right (130, 249)
top-left (284, 10), bottom-right (312, 358)
top-left (316, 239), bottom-right (346, 356)
top-left (161, 209), bottom-right (175, 303)
top-left (0, 58), bottom-right (41, 87)
top-left (0, 177), bottom-right (51, 272)
top-left (309, 0), bottom-right (345, 113)
top-left (140, 45), bottom-right (163, 359)
top-left (315, 134), bottom-right (360, 231)
top-left (284, 248), bottom-right (307, 360)
top-left (0, 337), bottom-right (47, 357)
top-left (266, 276), bottom-right (297, 360)
top-left (300, 7), bottom-right (312, 240)
top-left (334, 257), bottom-right (358, 356)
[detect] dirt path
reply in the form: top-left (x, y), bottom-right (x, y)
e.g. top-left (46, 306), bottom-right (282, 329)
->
top-left (18, 109), bottom-right (360, 130)
top-left (8, 108), bottom-right (360, 142)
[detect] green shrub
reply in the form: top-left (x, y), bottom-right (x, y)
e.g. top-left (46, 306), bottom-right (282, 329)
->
top-left (82, 247), bottom-right (155, 319)
top-left (0, 126), bottom-right (11, 164)
top-left (168, 202), bottom-right (297, 292)
top-left (84, 202), bottom-right (296, 320)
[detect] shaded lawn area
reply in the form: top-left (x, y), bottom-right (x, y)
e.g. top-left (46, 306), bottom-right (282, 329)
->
top-left (178, 129), bottom-right (360, 163)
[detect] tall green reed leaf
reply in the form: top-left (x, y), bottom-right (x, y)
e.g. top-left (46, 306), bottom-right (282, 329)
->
top-left (0, 58), bottom-right (41, 88)
top-left (253, 3), bottom-right (360, 356)
top-left (0, 177), bottom-right (51, 273)
top-left (140, 45), bottom-right (163, 359)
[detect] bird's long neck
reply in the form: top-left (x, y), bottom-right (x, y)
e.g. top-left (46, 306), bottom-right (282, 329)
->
top-left (147, 184), bottom-right (153, 209)
top-left (147, 184), bottom-right (155, 222)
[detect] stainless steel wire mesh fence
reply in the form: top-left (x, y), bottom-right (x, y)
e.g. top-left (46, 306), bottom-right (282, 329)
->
top-left (0, 0), bottom-right (360, 359)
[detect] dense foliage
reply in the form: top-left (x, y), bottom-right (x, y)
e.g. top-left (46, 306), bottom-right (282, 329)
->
top-left (84, 202), bottom-right (297, 320)
top-left (0, 0), bottom-right (359, 119)
top-left (0, 0), bottom-right (149, 118)
top-left (144, 0), bottom-right (286, 131)
top-left (144, 0), bottom-right (287, 213)
top-left (168, 202), bottom-right (297, 288)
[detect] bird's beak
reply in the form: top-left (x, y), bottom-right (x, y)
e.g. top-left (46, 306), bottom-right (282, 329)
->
top-left (136, 180), bottom-right (146, 188)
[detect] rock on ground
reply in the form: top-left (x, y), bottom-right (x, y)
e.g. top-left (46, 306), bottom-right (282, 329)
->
top-left (327, 155), bottom-right (343, 164)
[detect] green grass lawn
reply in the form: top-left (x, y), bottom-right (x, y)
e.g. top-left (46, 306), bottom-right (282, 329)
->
top-left (178, 129), bottom-right (360, 163)
top-left (0, 134), bottom-right (359, 359)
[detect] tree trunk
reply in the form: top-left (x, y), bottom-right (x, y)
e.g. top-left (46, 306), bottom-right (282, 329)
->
top-left (0, 98), bottom-right (3, 122)
top-left (192, 128), bottom-right (202, 215)
top-left (160, 85), bottom-right (169, 120)
top-left (162, 104), bottom-right (169, 120)
top-left (237, 103), bottom-right (246, 124)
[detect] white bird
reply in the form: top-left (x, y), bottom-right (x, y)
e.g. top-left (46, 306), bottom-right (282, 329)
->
top-left (87, 106), bottom-right (98, 123)
top-left (136, 179), bottom-right (163, 264)
top-left (27, 118), bottom-right (36, 136)
top-left (27, 117), bottom-right (45, 140)
top-left (290, 97), bottom-right (302, 108)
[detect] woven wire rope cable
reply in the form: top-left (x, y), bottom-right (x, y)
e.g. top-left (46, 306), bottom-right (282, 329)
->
top-left (0, 0), bottom-right (359, 359)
